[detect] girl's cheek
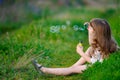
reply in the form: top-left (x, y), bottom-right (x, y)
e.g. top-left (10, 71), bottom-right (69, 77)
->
top-left (89, 27), bottom-right (94, 32)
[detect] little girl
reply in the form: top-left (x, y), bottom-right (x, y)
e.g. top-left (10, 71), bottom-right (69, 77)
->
top-left (32, 18), bottom-right (119, 76)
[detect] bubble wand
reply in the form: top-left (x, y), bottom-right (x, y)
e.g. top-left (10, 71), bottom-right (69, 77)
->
top-left (79, 40), bottom-right (83, 46)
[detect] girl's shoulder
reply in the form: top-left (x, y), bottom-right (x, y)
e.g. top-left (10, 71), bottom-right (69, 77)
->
top-left (87, 46), bottom-right (95, 56)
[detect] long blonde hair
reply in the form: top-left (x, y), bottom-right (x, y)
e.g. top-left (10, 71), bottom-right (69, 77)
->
top-left (89, 18), bottom-right (118, 58)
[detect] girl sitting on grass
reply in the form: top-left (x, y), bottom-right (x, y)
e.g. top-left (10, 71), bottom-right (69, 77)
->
top-left (32, 18), bottom-right (119, 76)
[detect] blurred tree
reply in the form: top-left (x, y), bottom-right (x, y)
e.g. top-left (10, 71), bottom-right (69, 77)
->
top-left (0, 0), bottom-right (29, 6)
top-left (76, 0), bottom-right (84, 6)
top-left (0, 0), bottom-right (3, 5)
top-left (0, 0), bottom-right (15, 6)
top-left (57, 0), bottom-right (71, 6)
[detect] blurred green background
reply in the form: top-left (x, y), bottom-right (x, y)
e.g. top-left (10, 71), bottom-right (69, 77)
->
top-left (0, 0), bottom-right (120, 80)
top-left (0, 0), bottom-right (119, 34)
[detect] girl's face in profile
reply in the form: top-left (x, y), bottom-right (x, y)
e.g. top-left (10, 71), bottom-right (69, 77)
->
top-left (87, 23), bottom-right (94, 33)
top-left (87, 23), bottom-right (96, 45)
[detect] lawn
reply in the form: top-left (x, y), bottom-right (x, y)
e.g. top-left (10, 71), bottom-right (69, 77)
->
top-left (0, 7), bottom-right (120, 80)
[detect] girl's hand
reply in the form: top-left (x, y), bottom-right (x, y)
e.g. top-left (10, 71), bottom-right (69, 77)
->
top-left (76, 44), bottom-right (83, 55)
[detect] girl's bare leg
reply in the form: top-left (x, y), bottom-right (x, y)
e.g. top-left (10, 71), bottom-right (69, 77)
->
top-left (38, 47), bottom-right (91, 75)
top-left (41, 65), bottom-right (87, 76)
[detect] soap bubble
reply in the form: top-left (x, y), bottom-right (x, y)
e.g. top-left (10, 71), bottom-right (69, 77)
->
top-left (79, 27), bottom-right (85, 31)
top-left (50, 26), bottom-right (56, 33)
top-left (61, 25), bottom-right (67, 30)
top-left (55, 25), bottom-right (60, 33)
top-left (73, 25), bottom-right (79, 31)
top-left (66, 20), bottom-right (70, 26)
top-left (50, 25), bottom-right (60, 33)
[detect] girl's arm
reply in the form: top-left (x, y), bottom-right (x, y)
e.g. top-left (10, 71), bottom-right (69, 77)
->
top-left (79, 51), bottom-right (91, 63)
top-left (76, 45), bottom-right (92, 63)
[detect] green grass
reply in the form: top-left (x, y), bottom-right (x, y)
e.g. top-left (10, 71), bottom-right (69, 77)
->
top-left (0, 7), bottom-right (120, 80)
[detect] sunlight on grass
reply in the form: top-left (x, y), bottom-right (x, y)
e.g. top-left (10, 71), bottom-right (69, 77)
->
top-left (14, 49), bottom-right (35, 69)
